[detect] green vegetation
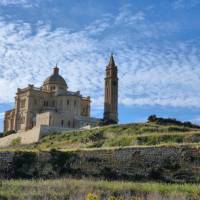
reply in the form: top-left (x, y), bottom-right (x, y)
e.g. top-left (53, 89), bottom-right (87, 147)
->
top-left (2, 122), bottom-right (199, 151)
top-left (0, 118), bottom-right (200, 199)
top-left (147, 115), bottom-right (200, 129)
top-left (0, 116), bottom-right (200, 152)
top-left (0, 130), bottom-right (16, 138)
top-left (0, 178), bottom-right (200, 200)
top-left (0, 132), bottom-right (3, 137)
top-left (11, 137), bottom-right (21, 146)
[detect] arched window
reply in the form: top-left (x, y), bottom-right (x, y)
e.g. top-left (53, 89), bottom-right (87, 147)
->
top-left (61, 120), bottom-right (64, 127)
top-left (68, 120), bottom-right (70, 127)
top-left (43, 101), bottom-right (48, 107)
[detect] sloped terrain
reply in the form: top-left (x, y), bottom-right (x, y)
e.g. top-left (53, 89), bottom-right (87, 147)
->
top-left (5, 121), bottom-right (200, 151)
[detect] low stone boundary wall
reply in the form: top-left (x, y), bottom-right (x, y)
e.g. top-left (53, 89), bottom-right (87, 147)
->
top-left (0, 125), bottom-right (74, 148)
top-left (0, 127), bottom-right (41, 148)
top-left (0, 145), bottom-right (200, 182)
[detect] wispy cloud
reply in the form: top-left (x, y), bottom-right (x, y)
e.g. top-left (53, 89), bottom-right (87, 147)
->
top-left (0, 5), bottom-right (200, 110)
top-left (0, 0), bottom-right (40, 7)
top-left (172, 0), bottom-right (199, 9)
top-left (115, 4), bottom-right (145, 25)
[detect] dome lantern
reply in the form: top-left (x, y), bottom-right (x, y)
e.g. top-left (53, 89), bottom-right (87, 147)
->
top-left (43, 66), bottom-right (68, 93)
top-left (53, 66), bottom-right (59, 75)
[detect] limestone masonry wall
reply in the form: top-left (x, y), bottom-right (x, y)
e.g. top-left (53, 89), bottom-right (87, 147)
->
top-left (0, 125), bottom-right (73, 148)
top-left (0, 145), bottom-right (200, 182)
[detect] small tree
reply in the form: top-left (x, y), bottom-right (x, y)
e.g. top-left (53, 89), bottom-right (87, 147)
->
top-left (3, 130), bottom-right (16, 137)
top-left (148, 115), bottom-right (157, 122)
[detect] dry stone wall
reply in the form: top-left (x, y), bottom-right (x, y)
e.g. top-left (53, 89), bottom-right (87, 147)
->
top-left (0, 145), bottom-right (200, 182)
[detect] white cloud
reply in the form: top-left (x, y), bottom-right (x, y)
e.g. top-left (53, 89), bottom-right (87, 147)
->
top-left (0, 0), bottom-right (40, 7)
top-left (115, 4), bottom-right (145, 25)
top-left (0, 5), bottom-right (200, 110)
top-left (172, 0), bottom-right (199, 9)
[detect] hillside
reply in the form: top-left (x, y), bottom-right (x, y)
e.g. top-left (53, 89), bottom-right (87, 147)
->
top-left (1, 120), bottom-right (200, 200)
top-left (4, 119), bottom-right (200, 151)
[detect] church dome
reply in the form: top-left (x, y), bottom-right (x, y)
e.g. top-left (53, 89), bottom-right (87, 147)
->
top-left (43, 67), bottom-right (67, 87)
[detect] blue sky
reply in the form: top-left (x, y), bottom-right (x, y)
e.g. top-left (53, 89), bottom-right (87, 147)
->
top-left (1, 0), bottom-right (200, 131)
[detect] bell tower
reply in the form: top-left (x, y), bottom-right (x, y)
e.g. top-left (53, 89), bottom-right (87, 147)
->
top-left (103, 54), bottom-right (118, 124)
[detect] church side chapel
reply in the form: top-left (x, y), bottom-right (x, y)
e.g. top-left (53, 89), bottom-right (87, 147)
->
top-left (4, 55), bottom-right (118, 133)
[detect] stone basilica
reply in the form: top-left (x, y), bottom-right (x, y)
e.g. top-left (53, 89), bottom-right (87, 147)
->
top-left (4, 55), bottom-right (118, 136)
top-left (4, 55), bottom-right (118, 134)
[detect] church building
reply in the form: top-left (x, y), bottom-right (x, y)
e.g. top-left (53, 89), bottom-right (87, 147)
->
top-left (4, 55), bottom-right (118, 133)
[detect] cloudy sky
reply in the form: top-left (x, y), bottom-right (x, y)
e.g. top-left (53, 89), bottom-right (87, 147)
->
top-left (0, 0), bottom-right (200, 131)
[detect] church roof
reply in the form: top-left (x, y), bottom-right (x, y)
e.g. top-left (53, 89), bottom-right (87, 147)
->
top-left (43, 67), bottom-right (67, 87)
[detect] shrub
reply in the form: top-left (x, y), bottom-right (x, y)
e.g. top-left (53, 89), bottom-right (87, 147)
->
top-left (4, 130), bottom-right (16, 137)
top-left (86, 193), bottom-right (99, 200)
top-left (12, 151), bottom-right (38, 178)
top-left (148, 115), bottom-right (157, 122)
top-left (11, 137), bottom-right (21, 146)
top-left (147, 115), bottom-right (200, 129)
top-left (88, 131), bottom-right (105, 142)
top-left (50, 149), bottom-right (79, 175)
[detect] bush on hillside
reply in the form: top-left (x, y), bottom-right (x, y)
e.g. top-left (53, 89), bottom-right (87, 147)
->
top-left (147, 115), bottom-right (200, 129)
top-left (2, 130), bottom-right (16, 137)
top-left (11, 137), bottom-right (21, 146)
top-left (0, 130), bottom-right (16, 138)
top-left (148, 115), bottom-right (157, 122)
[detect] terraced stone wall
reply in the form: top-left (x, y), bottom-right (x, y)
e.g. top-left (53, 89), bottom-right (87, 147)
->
top-left (0, 145), bottom-right (199, 182)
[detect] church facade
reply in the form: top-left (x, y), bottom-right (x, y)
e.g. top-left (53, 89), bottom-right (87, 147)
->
top-left (4, 55), bottom-right (118, 133)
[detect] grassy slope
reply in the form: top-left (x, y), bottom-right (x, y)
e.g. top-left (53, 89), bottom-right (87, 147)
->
top-left (1, 123), bottom-right (200, 200)
top-left (5, 122), bottom-right (200, 151)
top-left (0, 178), bottom-right (200, 200)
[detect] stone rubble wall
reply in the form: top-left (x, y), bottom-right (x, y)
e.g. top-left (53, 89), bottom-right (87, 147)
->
top-left (0, 145), bottom-right (199, 182)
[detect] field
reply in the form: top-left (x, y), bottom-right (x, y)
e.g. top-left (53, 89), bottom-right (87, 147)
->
top-left (0, 178), bottom-right (200, 200)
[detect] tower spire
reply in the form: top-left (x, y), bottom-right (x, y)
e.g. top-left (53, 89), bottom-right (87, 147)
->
top-left (108, 53), bottom-right (115, 67)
